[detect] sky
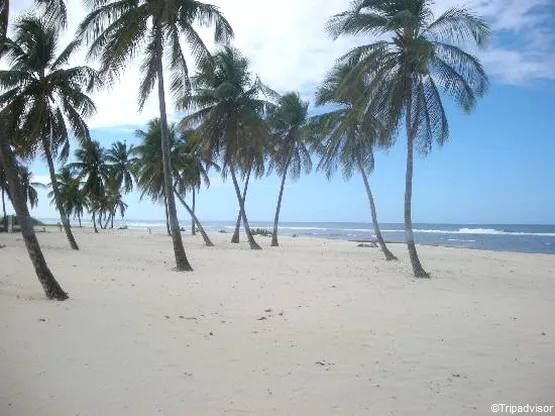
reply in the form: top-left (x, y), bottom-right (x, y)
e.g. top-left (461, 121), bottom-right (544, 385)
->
top-left (3, 0), bottom-right (555, 224)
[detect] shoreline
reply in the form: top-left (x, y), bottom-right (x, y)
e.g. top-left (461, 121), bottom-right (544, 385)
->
top-left (1, 227), bottom-right (554, 415)
top-left (21, 223), bottom-right (555, 256)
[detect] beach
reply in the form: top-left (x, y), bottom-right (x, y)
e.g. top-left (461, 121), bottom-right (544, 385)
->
top-left (1, 228), bottom-right (554, 415)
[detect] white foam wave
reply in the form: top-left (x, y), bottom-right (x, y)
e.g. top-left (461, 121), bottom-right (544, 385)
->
top-left (447, 238), bottom-right (476, 243)
top-left (411, 228), bottom-right (555, 237)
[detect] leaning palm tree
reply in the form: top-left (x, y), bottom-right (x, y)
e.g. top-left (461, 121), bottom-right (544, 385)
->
top-left (134, 119), bottom-right (214, 246)
top-left (78, 0), bottom-right (234, 271)
top-left (0, 16), bottom-right (100, 251)
top-left (0, 0), bottom-right (67, 299)
top-left (181, 46), bottom-right (277, 250)
top-left (312, 63), bottom-right (397, 260)
top-left (268, 92), bottom-right (313, 246)
top-left (327, 0), bottom-right (490, 277)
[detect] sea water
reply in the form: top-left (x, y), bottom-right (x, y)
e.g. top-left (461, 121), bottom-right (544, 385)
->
top-left (39, 218), bottom-right (555, 255)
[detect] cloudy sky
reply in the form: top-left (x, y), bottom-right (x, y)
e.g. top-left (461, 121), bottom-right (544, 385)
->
top-left (5, 0), bottom-right (555, 224)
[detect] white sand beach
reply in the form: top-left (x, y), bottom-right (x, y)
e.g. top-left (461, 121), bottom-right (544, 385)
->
top-left (1, 228), bottom-right (554, 415)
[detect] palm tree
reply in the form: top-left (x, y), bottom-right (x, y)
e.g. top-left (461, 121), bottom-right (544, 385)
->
top-left (106, 140), bottom-right (137, 194)
top-left (268, 92), bottom-right (313, 246)
top-left (0, 0), bottom-right (68, 300)
top-left (181, 47), bottom-right (277, 250)
top-left (19, 165), bottom-right (45, 209)
top-left (1, 162), bottom-right (44, 221)
top-left (313, 64), bottom-right (397, 261)
top-left (327, 0), bottom-right (490, 277)
top-left (134, 119), bottom-right (214, 246)
top-left (78, 0), bottom-right (233, 271)
top-left (0, 16), bottom-right (100, 251)
top-left (69, 140), bottom-right (110, 233)
top-left (175, 129), bottom-right (218, 237)
top-left (48, 167), bottom-right (82, 227)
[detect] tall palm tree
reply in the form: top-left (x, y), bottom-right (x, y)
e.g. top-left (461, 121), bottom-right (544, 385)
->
top-left (134, 119), bottom-right (214, 246)
top-left (0, 16), bottom-right (100, 251)
top-left (0, 0), bottom-right (67, 300)
top-left (327, 0), bottom-right (490, 277)
top-left (268, 92), bottom-right (313, 246)
top-left (175, 129), bottom-right (218, 237)
top-left (78, 0), bottom-right (233, 271)
top-left (181, 46), bottom-right (277, 250)
top-left (48, 167), bottom-right (82, 226)
top-left (69, 140), bottom-right (110, 233)
top-left (313, 64), bottom-right (397, 261)
top-left (106, 140), bottom-right (137, 195)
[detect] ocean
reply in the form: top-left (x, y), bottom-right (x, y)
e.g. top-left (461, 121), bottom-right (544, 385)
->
top-left (38, 218), bottom-right (555, 255)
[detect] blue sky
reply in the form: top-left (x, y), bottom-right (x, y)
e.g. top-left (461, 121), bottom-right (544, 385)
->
top-left (5, 0), bottom-right (555, 224)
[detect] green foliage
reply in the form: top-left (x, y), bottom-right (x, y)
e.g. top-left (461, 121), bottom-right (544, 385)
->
top-left (251, 228), bottom-right (271, 237)
top-left (0, 16), bottom-right (101, 160)
top-left (327, 0), bottom-right (490, 154)
top-left (181, 46), bottom-right (277, 179)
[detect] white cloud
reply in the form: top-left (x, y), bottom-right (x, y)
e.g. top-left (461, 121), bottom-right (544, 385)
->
top-left (7, 0), bottom-right (555, 129)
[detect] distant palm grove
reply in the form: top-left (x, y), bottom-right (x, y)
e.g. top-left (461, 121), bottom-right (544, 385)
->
top-left (0, 0), bottom-right (490, 299)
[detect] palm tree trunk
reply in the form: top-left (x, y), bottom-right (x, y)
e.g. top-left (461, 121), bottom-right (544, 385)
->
top-left (162, 193), bottom-right (171, 235)
top-left (405, 93), bottom-right (429, 277)
top-left (231, 211), bottom-right (241, 243)
top-left (42, 137), bottom-right (79, 250)
top-left (271, 154), bottom-right (292, 247)
top-left (191, 189), bottom-right (196, 235)
top-left (230, 166), bottom-right (261, 250)
top-left (356, 155), bottom-right (397, 261)
top-left (2, 187), bottom-right (6, 230)
top-left (110, 211), bottom-right (114, 229)
top-left (92, 211), bottom-right (99, 233)
top-left (174, 188), bottom-right (214, 247)
top-left (78, 214), bottom-right (82, 228)
top-left (155, 32), bottom-right (192, 271)
top-left (231, 166), bottom-right (252, 243)
top-left (103, 212), bottom-right (111, 229)
top-left (0, 124), bottom-right (68, 300)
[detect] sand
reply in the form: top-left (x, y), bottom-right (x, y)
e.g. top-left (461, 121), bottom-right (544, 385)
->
top-left (1, 228), bottom-right (554, 415)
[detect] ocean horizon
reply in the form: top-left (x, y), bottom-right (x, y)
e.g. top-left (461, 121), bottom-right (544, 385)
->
top-left (37, 218), bottom-right (555, 255)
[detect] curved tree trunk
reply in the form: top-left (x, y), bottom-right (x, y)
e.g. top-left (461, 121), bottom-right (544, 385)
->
top-left (191, 190), bottom-right (196, 235)
top-left (92, 211), bottom-right (99, 233)
top-left (42, 137), bottom-right (79, 250)
top-left (404, 93), bottom-right (429, 277)
top-left (0, 124), bottom-right (68, 300)
top-left (356, 155), bottom-right (397, 261)
top-left (155, 34), bottom-right (192, 271)
top-left (271, 154), bottom-right (292, 247)
top-left (174, 188), bottom-right (214, 247)
top-left (230, 166), bottom-right (261, 250)
top-left (231, 166), bottom-right (252, 243)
